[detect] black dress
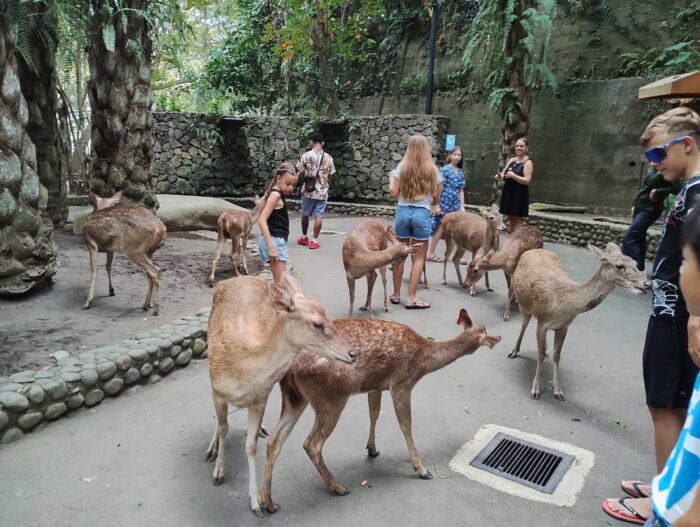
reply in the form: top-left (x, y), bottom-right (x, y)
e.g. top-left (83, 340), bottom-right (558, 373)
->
top-left (499, 157), bottom-right (531, 217)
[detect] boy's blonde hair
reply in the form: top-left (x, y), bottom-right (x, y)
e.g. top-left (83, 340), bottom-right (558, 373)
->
top-left (398, 134), bottom-right (439, 201)
top-left (640, 107), bottom-right (700, 147)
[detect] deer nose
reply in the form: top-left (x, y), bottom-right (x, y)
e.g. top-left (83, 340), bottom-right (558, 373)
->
top-left (348, 350), bottom-right (357, 359)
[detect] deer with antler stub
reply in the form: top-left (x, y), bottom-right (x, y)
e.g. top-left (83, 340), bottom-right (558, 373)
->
top-left (259, 308), bottom-right (501, 512)
top-left (206, 272), bottom-right (355, 518)
top-left (509, 243), bottom-right (648, 401)
top-left (464, 226), bottom-right (543, 320)
top-left (82, 191), bottom-right (167, 315)
top-left (441, 204), bottom-right (502, 294)
top-left (208, 196), bottom-right (265, 286)
top-left (342, 219), bottom-right (417, 317)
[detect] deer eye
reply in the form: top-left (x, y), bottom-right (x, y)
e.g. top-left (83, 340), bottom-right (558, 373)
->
top-left (313, 321), bottom-right (324, 330)
top-left (615, 264), bottom-right (624, 270)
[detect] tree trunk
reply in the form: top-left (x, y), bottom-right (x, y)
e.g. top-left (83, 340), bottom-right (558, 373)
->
top-left (311, 0), bottom-right (341, 115)
top-left (0, 7), bottom-right (59, 295)
top-left (88, 0), bottom-right (157, 209)
top-left (17, 0), bottom-right (68, 226)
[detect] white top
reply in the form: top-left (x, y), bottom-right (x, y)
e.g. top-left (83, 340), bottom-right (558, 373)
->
top-left (393, 166), bottom-right (442, 209)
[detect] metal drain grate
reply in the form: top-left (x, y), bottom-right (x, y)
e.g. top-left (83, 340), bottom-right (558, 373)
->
top-left (470, 432), bottom-right (574, 494)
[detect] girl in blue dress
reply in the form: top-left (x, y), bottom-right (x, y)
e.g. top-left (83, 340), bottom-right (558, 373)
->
top-left (427, 146), bottom-right (466, 262)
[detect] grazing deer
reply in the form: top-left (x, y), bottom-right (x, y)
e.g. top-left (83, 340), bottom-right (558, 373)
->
top-left (509, 243), bottom-right (648, 401)
top-left (441, 205), bottom-right (502, 294)
top-left (208, 196), bottom-right (264, 286)
top-left (464, 226), bottom-right (544, 320)
top-left (82, 191), bottom-right (167, 315)
top-left (260, 309), bottom-right (501, 512)
top-left (342, 219), bottom-right (417, 317)
top-left (206, 272), bottom-right (355, 518)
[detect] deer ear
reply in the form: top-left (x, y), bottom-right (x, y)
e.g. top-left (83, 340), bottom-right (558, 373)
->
top-left (606, 242), bottom-right (622, 254)
top-left (270, 284), bottom-right (295, 312)
top-left (254, 194), bottom-right (261, 204)
top-left (88, 191), bottom-right (99, 207)
top-left (457, 308), bottom-right (473, 328)
top-left (279, 271), bottom-right (304, 298)
top-left (588, 244), bottom-right (606, 261)
top-left (485, 248), bottom-right (495, 259)
top-left (385, 225), bottom-right (398, 244)
top-left (110, 190), bottom-right (123, 204)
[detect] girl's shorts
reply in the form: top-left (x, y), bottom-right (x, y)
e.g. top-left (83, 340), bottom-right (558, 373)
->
top-left (258, 235), bottom-right (289, 263)
top-left (395, 205), bottom-right (432, 241)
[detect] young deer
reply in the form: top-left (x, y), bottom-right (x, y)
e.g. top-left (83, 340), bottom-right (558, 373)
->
top-left (464, 226), bottom-right (544, 320)
top-left (342, 219), bottom-right (417, 317)
top-left (206, 272), bottom-right (355, 518)
top-left (208, 196), bottom-right (264, 286)
top-left (510, 243), bottom-right (648, 401)
top-left (441, 205), bottom-right (502, 294)
top-left (82, 191), bottom-right (167, 315)
top-left (260, 309), bottom-right (501, 512)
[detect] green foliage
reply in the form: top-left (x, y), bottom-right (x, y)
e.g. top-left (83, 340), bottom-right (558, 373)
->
top-left (619, 41), bottom-right (700, 77)
top-left (399, 72), bottom-right (427, 96)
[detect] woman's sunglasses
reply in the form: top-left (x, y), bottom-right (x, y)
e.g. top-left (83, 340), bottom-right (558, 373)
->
top-left (645, 131), bottom-right (697, 163)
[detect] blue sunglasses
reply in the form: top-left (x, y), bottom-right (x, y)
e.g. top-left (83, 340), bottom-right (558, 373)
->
top-left (645, 131), bottom-right (697, 163)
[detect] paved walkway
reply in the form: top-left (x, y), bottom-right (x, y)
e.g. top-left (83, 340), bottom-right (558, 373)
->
top-left (0, 214), bottom-right (653, 526)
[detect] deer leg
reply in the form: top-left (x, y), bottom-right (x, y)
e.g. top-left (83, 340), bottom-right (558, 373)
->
top-left (442, 237), bottom-right (453, 285)
top-left (380, 266), bottom-right (388, 312)
top-left (420, 263), bottom-right (429, 289)
top-left (83, 244), bottom-right (99, 310)
top-left (503, 275), bottom-right (514, 321)
top-left (508, 308), bottom-right (531, 358)
top-left (246, 400), bottom-right (268, 518)
top-left (303, 398), bottom-right (349, 496)
top-left (360, 270), bottom-right (377, 316)
top-left (129, 252), bottom-right (160, 315)
top-left (453, 247), bottom-right (466, 291)
top-left (390, 387), bottom-right (432, 479)
top-left (106, 252), bottom-right (115, 296)
top-left (205, 392), bottom-right (229, 486)
top-left (229, 239), bottom-right (240, 278)
top-left (531, 322), bottom-right (548, 400)
top-left (552, 327), bottom-right (569, 401)
top-left (208, 231), bottom-right (225, 286)
top-left (485, 271), bottom-right (494, 292)
top-left (261, 389), bottom-right (308, 513)
top-left (240, 235), bottom-right (249, 275)
top-left (366, 391), bottom-right (382, 457)
top-left (346, 275), bottom-right (356, 318)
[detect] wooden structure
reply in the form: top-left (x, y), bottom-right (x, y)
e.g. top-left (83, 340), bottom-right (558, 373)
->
top-left (638, 71), bottom-right (700, 100)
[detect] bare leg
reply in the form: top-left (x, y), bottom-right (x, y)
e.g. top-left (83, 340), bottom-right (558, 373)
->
top-left (530, 322), bottom-right (548, 399)
top-left (346, 275), bottom-right (356, 317)
top-left (552, 327), bottom-right (569, 401)
top-left (366, 391), bottom-right (382, 457)
top-left (208, 231), bottom-right (226, 286)
top-left (649, 407), bottom-right (687, 472)
top-left (379, 266), bottom-right (388, 312)
top-left (509, 216), bottom-right (524, 234)
top-left (359, 270), bottom-right (377, 316)
top-left (406, 240), bottom-right (428, 305)
top-left (427, 224), bottom-right (443, 259)
top-left (246, 400), bottom-right (268, 517)
top-left (205, 392), bottom-right (229, 485)
top-left (270, 260), bottom-right (286, 286)
top-left (392, 236), bottom-right (410, 299)
top-left (509, 308), bottom-right (532, 358)
top-left (301, 215), bottom-right (309, 236)
top-left (313, 216), bottom-right (322, 240)
top-left (106, 252), bottom-right (115, 296)
top-left (83, 244), bottom-right (99, 309)
top-left (390, 388), bottom-right (432, 479)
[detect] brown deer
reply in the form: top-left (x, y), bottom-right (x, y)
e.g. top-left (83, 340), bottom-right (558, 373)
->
top-left (441, 205), bottom-right (502, 294)
top-left (259, 309), bottom-right (501, 512)
top-left (208, 196), bottom-right (265, 286)
top-left (509, 243), bottom-right (648, 401)
top-left (342, 219), bottom-right (418, 317)
top-left (463, 226), bottom-right (544, 320)
top-left (206, 272), bottom-right (355, 518)
top-left (82, 191), bottom-right (167, 315)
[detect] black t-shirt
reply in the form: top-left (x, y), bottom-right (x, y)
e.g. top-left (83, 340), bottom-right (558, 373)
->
top-left (651, 174), bottom-right (700, 322)
top-left (266, 189), bottom-right (289, 240)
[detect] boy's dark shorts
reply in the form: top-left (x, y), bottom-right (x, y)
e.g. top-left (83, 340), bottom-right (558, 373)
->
top-left (643, 315), bottom-right (696, 409)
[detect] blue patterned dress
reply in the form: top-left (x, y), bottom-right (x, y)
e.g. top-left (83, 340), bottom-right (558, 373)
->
top-left (431, 164), bottom-right (465, 234)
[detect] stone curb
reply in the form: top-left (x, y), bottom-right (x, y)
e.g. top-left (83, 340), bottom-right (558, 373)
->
top-left (0, 309), bottom-right (211, 445)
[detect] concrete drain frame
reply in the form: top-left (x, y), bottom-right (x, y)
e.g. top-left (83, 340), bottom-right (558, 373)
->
top-left (450, 424), bottom-right (595, 507)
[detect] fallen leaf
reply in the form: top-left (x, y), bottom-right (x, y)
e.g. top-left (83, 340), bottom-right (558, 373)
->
top-left (537, 411), bottom-right (544, 417)
top-left (463, 407), bottom-right (470, 414)
top-left (79, 477), bottom-right (93, 482)
top-left (571, 418), bottom-right (581, 422)
top-left (612, 419), bottom-right (626, 428)
top-left (361, 480), bottom-right (368, 486)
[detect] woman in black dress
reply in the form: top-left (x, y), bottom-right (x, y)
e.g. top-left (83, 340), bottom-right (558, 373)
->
top-left (496, 137), bottom-right (534, 233)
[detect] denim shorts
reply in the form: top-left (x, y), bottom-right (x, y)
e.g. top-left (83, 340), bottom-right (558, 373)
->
top-left (395, 205), bottom-right (432, 241)
top-left (644, 513), bottom-right (667, 527)
top-left (258, 235), bottom-right (289, 263)
top-left (301, 197), bottom-right (327, 218)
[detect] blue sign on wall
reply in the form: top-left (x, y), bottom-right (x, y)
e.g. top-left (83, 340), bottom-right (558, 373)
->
top-left (445, 134), bottom-right (456, 151)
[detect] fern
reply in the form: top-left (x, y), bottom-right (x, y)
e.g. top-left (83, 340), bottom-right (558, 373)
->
top-left (102, 23), bottom-right (115, 52)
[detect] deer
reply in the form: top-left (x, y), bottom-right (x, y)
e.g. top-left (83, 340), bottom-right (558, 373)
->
top-left (259, 308), bottom-right (501, 513)
top-left (342, 219), bottom-right (418, 317)
top-left (509, 243), bottom-right (648, 401)
top-left (441, 204), bottom-right (502, 295)
top-left (82, 190), bottom-right (167, 315)
top-left (205, 272), bottom-right (355, 518)
top-left (463, 226), bottom-right (544, 321)
top-left (208, 196), bottom-right (265, 286)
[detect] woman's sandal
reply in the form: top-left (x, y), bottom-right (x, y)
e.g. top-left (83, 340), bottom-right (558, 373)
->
top-left (389, 295), bottom-right (401, 305)
top-left (426, 255), bottom-right (443, 263)
top-left (621, 480), bottom-right (652, 499)
top-left (406, 300), bottom-right (430, 310)
top-left (601, 497), bottom-right (648, 525)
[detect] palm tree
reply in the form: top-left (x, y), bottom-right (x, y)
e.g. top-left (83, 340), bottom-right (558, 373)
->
top-left (0, 2), bottom-right (59, 295)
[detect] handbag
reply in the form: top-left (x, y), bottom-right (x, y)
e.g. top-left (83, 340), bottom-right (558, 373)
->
top-left (303, 152), bottom-right (324, 193)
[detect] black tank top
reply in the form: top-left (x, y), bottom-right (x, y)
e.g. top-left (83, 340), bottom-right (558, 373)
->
top-left (266, 189), bottom-right (289, 240)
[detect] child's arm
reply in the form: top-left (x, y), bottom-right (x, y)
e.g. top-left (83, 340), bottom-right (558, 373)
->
top-left (432, 182), bottom-right (442, 217)
top-left (460, 188), bottom-right (465, 208)
top-left (388, 171), bottom-right (400, 199)
top-left (689, 315), bottom-right (700, 368)
top-left (258, 192), bottom-right (281, 262)
top-left (671, 490), bottom-right (700, 526)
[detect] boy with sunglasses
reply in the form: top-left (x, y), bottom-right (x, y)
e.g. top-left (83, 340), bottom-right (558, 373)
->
top-left (604, 107), bottom-right (700, 525)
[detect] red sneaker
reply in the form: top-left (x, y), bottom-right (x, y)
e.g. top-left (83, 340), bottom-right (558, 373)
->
top-left (308, 240), bottom-right (321, 250)
top-left (297, 236), bottom-right (309, 246)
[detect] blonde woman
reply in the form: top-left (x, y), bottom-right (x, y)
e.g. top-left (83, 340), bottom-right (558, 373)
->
top-left (388, 134), bottom-right (442, 309)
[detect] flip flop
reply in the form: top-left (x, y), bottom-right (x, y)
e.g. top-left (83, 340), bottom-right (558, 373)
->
top-left (426, 255), bottom-right (443, 263)
top-left (406, 300), bottom-right (430, 310)
top-left (621, 480), bottom-right (652, 499)
top-left (601, 497), bottom-right (647, 525)
top-left (389, 295), bottom-right (401, 305)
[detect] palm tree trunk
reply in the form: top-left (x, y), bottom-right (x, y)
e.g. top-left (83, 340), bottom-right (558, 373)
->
top-left (88, 0), bottom-right (157, 209)
top-left (17, 0), bottom-right (68, 226)
top-left (0, 6), bottom-right (59, 295)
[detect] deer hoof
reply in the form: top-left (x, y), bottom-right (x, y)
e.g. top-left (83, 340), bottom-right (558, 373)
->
top-left (554, 392), bottom-right (566, 402)
top-left (531, 391), bottom-right (540, 400)
top-left (263, 501), bottom-right (280, 514)
top-left (152, 308), bottom-right (160, 316)
top-left (252, 507), bottom-right (267, 518)
top-left (109, 288), bottom-right (115, 297)
top-left (82, 303), bottom-right (91, 310)
top-left (258, 425), bottom-right (269, 439)
top-left (487, 287), bottom-right (494, 292)
top-left (212, 473), bottom-right (224, 486)
top-left (419, 470), bottom-right (434, 480)
top-left (358, 305), bottom-right (368, 312)
top-left (367, 447), bottom-right (380, 458)
top-left (441, 279), bottom-right (447, 285)
top-left (507, 350), bottom-right (518, 359)
top-left (208, 281), bottom-right (214, 288)
top-left (332, 486), bottom-right (350, 496)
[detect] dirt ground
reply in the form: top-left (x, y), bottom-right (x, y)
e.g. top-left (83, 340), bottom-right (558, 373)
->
top-left (0, 229), bottom-right (261, 376)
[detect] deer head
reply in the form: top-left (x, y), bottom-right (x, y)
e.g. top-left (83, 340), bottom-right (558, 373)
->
top-left (484, 204), bottom-right (504, 229)
top-left (457, 308), bottom-right (502, 349)
top-left (270, 273), bottom-right (355, 363)
top-left (463, 248), bottom-right (495, 288)
top-left (89, 190), bottom-right (123, 211)
top-left (386, 225), bottom-right (419, 259)
top-left (589, 242), bottom-right (648, 294)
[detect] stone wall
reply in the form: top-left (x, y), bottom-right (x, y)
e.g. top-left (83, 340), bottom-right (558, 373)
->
top-left (152, 113), bottom-right (449, 203)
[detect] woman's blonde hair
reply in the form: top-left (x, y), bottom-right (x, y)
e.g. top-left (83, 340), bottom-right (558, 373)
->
top-left (641, 107), bottom-right (700, 147)
top-left (397, 135), bottom-right (439, 201)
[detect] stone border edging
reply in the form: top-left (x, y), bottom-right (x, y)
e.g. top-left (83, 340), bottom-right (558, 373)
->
top-left (0, 309), bottom-right (210, 445)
